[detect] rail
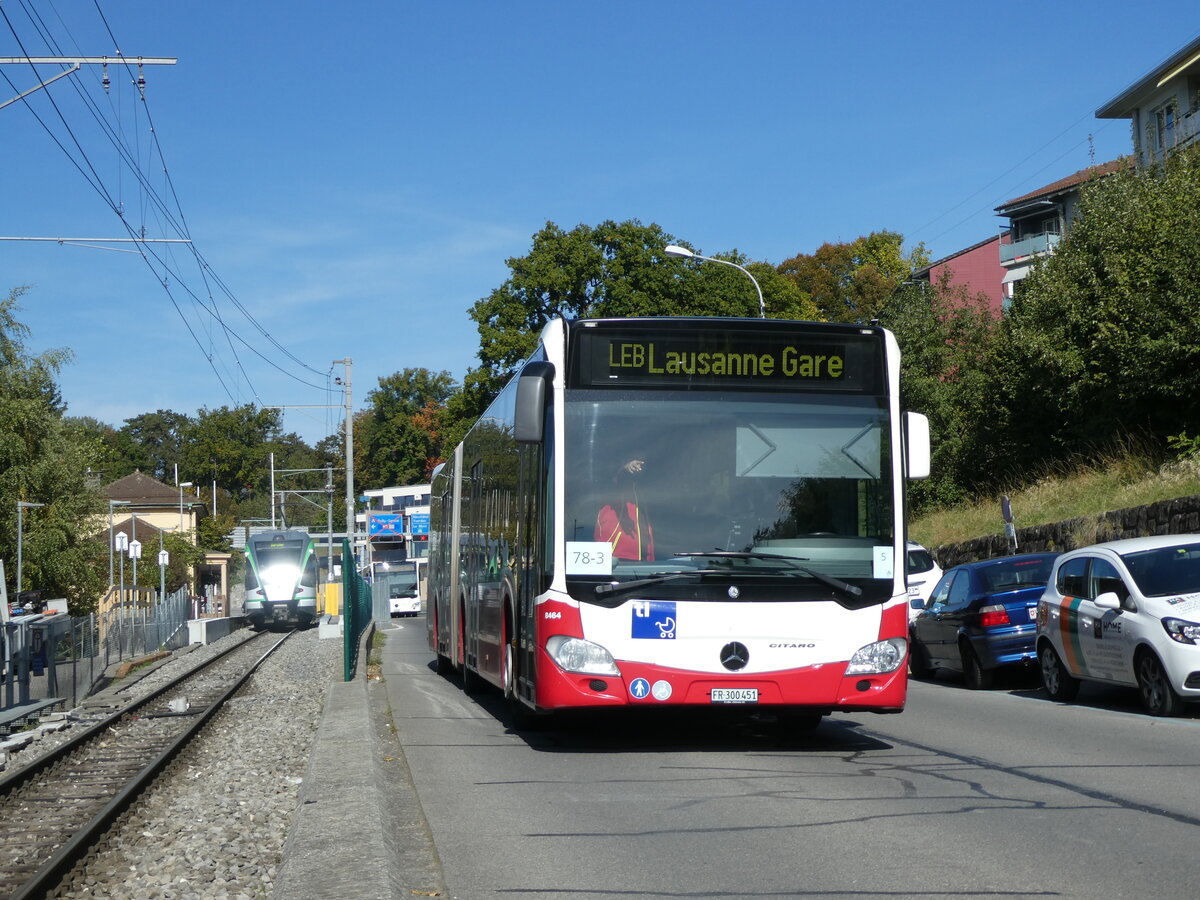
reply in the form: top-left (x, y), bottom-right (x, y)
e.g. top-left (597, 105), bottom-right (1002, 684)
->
top-left (0, 629), bottom-right (290, 899)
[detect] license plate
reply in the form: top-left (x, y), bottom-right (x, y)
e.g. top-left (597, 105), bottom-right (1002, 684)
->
top-left (711, 688), bottom-right (758, 704)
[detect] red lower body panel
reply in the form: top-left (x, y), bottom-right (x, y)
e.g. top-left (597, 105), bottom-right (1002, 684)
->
top-left (534, 653), bottom-right (907, 713)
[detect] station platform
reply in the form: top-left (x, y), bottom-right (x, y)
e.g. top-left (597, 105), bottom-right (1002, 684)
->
top-left (275, 619), bottom-right (443, 899)
top-left (0, 697), bottom-right (66, 738)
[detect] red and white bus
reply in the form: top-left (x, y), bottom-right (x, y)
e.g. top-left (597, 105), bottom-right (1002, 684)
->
top-left (428, 317), bottom-right (929, 728)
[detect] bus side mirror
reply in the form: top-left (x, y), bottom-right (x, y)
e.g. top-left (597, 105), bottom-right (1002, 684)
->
top-left (514, 362), bottom-right (555, 443)
top-left (905, 411), bottom-right (930, 479)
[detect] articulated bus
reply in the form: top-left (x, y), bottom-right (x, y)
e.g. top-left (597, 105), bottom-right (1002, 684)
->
top-left (428, 317), bottom-right (930, 727)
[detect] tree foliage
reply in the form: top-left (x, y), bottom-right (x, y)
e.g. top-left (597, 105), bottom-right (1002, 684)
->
top-left (467, 219), bottom-right (816, 386)
top-left (886, 148), bottom-right (1200, 509)
top-left (880, 274), bottom-right (999, 511)
top-left (355, 368), bottom-right (457, 488)
top-left (981, 150), bottom-right (1200, 473)
top-left (0, 288), bottom-right (106, 610)
top-left (778, 231), bottom-right (930, 323)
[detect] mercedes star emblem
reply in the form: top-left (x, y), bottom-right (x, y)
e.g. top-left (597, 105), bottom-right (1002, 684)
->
top-left (720, 641), bottom-right (749, 671)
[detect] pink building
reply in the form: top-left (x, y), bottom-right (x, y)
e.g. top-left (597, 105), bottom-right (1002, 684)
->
top-left (911, 234), bottom-right (1008, 316)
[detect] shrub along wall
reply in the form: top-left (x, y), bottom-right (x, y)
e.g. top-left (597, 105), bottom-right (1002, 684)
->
top-left (931, 494), bottom-right (1200, 569)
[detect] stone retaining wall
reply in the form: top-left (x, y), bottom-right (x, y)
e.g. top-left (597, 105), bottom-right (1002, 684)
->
top-left (931, 494), bottom-right (1200, 568)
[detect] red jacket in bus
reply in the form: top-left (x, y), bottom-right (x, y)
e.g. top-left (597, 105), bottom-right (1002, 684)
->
top-left (595, 501), bottom-right (654, 561)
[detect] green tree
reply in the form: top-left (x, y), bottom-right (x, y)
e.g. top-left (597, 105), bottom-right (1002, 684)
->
top-left (778, 231), bottom-right (930, 323)
top-left (113, 410), bottom-right (193, 482)
top-left (177, 404), bottom-right (284, 501)
top-left (356, 368), bottom-right (457, 488)
top-left (467, 218), bottom-right (813, 394)
top-left (0, 287), bottom-right (106, 610)
top-left (982, 149), bottom-right (1200, 478)
top-left (880, 274), bottom-right (999, 512)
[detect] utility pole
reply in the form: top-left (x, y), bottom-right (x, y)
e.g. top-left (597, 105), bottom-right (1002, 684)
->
top-left (333, 359), bottom-right (355, 551)
top-left (327, 466), bottom-right (334, 584)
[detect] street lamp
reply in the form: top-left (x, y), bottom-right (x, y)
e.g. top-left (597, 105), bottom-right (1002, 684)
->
top-left (108, 499), bottom-right (130, 587)
top-left (15, 501), bottom-right (44, 603)
top-left (178, 481), bottom-right (193, 532)
top-left (664, 244), bottom-right (766, 318)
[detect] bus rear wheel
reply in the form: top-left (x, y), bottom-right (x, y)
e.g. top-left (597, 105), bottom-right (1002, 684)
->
top-left (432, 606), bottom-right (453, 675)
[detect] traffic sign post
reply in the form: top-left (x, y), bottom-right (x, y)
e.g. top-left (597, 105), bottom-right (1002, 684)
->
top-left (1001, 495), bottom-right (1017, 551)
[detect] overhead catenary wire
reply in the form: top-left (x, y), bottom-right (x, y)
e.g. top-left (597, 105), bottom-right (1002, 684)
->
top-left (2, 1), bottom-right (338, 418)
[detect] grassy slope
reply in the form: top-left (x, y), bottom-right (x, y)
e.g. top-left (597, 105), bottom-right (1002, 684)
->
top-left (909, 456), bottom-right (1200, 549)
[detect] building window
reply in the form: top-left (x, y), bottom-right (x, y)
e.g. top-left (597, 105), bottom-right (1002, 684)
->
top-left (1154, 100), bottom-right (1178, 152)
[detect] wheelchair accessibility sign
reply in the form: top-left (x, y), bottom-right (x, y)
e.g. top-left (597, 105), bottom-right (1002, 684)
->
top-left (628, 677), bottom-right (673, 701)
top-left (631, 600), bottom-right (676, 639)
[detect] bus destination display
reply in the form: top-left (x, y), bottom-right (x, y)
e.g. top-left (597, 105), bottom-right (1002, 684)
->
top-left (571, 325), bottom-right (882, 392)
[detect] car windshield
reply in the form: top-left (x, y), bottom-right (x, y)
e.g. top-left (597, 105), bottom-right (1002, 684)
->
top-left (1120, 542), bottom-right (1200, 597)
top-left (563, 389), bottom-right (896, 607)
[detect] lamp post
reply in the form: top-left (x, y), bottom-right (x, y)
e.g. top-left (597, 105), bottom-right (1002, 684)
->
top-left (178, 481), bottom-right (193, 532)
top-left (157, 526), bottom-right (176, 605)
top-left (15, 501), bottom-right (44, 602)
top-left (664, 244), bottom-right (766, 318)
top-left (115, 529), bottom-right (129, 652)
top-left (108, 499), bottom-right (130, 587)
top-left (129, 512), bottom-right (142, 610)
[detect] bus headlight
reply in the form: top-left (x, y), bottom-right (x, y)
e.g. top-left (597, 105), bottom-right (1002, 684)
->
top-left (545, 636), bottom-right (620, 676)
top-left (846, 638), bottom-right (907, 675)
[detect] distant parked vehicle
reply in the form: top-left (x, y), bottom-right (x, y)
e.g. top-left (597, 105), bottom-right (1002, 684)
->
top-left (388, 564), bottom-right (421, 617)
top-left (910, 553), bottom-right (1059, 689)
top-left (905, 542), bottom-right (943, 622)
top-left (1037, 535), bottom-right (1200, 716)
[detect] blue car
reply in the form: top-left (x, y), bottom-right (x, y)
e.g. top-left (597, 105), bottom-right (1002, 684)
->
top-left (909, 553), bottom-right (1059, 689)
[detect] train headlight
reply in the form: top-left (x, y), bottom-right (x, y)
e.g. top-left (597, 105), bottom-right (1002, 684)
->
top-left (845, 638), bottom-right (907, 675)
top-left (261, 566), bottom-right (298, 603)
top-left (545, 636), bottom-right (620, 676)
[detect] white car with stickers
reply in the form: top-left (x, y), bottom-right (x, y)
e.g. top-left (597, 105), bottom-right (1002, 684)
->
top-left (1036, 535), bottom-right (1200, 716)
top-left (905, 542), bottom-right (942, 621)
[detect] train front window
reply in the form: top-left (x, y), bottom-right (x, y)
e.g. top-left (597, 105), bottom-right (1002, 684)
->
top-left (563, 390), bottom-right (895, 606)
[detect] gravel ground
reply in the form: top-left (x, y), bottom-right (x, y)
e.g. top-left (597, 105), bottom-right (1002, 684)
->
top-left (47, 628), bottom-right (340, 900)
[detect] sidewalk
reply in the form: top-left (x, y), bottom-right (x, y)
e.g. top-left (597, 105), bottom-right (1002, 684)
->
top-left (274, 621), bottom-right (444, 899)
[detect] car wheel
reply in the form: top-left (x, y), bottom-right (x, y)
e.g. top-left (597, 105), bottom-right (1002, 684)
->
top-left (1135, 650), bottom-right (1181, 717)
top-left (1039, 642), bottom-right (1079, 701)
top-left (908, 639), bottom-right (935, 679)
top-left (961, 642), bottom-right (994, 690)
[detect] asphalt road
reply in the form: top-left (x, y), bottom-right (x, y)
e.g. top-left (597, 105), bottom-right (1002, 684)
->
top-left (380, 618), bottom-right (1200, 900)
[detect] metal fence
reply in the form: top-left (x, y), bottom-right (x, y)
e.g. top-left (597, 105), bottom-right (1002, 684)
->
top-left (342, 538), bottom-right (372, 681)
top-left (3, 585), bottom-right (192, 712)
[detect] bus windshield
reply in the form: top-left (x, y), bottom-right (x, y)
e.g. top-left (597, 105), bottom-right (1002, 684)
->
top-left (563, 389), bottom-right (895, 606)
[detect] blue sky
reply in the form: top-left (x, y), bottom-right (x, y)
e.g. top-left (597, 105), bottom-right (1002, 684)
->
top-left (3, 2), bottom-right (1198, 447)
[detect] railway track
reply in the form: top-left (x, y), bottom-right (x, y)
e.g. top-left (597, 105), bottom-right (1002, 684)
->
top-left (0, 629), bottom-right (290, 900)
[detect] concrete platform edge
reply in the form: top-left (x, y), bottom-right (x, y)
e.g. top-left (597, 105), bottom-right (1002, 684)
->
top-left (274, 670), bottom-right (401, 900)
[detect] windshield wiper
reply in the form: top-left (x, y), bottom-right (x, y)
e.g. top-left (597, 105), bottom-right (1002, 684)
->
top-left (673, 550), bottom-right (863, 598)
top-left (594, 569), bottom-right (726, 596)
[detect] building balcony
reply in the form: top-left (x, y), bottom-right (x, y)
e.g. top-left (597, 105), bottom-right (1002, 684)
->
top-left (1000, 232), bottom-right (1060, 264)
top-left (1142, 109), bottom-right (1200, 166)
